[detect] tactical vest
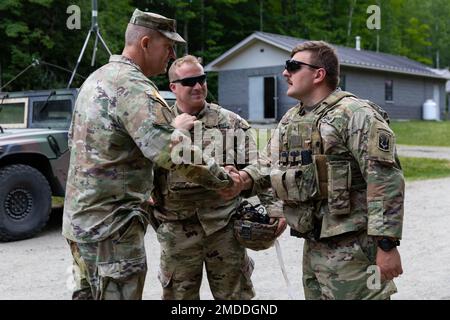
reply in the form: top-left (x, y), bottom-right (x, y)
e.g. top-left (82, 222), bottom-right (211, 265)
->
top-left (154, 103), bottom-right (247, 214)
top-left (270, 90), bottom-right (386, 236)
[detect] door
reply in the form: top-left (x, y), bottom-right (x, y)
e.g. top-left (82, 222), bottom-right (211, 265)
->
top-left (248, 76), bottom-right (277, 122)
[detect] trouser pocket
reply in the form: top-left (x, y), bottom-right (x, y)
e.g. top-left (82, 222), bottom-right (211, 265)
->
top-left (327, 161), bottom-right (351, 215)
top-left (283, 201), bottom-right (315, 234)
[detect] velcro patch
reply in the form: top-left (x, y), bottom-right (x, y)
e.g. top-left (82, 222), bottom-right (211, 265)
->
top-left (378, 130), bottom-right (392, 152)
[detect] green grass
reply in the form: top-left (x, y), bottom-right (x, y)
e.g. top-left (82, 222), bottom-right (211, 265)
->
top-left (400, 156), bottom-right (450, 181)
top-left (253, 128), bottom-right (450, 181)
top-left (390, 120), bottom-right (450, 147)
top-left (52, 196), bottom-right (65, 208)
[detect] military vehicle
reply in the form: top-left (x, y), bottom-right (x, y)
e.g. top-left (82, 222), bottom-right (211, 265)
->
top-left (0, 88), bottom-right (175, 241)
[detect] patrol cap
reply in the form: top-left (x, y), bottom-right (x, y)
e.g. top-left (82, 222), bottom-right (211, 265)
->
top-left (129, 9), bottom-right (186, 44)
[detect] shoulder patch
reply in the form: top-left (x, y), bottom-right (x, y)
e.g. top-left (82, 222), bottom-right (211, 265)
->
top-left (368, 122), bottom-right (395, 163)
top-left (377, 130), bottom-right (392, 152)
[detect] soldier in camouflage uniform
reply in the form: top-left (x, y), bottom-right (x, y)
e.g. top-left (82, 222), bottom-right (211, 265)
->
top-left (239, 41), bottom-right (404, 299)
top-left (152, 55), bottom-right (258, 300)
top-left (62, 10), bottom-right (236, 300)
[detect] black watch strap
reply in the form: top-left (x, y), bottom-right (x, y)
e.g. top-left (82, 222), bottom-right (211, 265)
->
top-left (377, 238), bottom-right (400, 252)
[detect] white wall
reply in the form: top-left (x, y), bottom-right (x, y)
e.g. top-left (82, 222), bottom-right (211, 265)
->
top-left (215, 40), bottom-right (289, 71)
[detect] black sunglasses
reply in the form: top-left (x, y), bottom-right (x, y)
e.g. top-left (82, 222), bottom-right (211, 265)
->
top-left (171, 74), bottom-right (207, 87)
top-left (285, 59), bottom-right (322, 73)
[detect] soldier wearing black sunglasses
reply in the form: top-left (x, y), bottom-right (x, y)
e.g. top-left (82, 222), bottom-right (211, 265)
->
top-left (238, 40), bottom-right (405, 300)
top-left (170, 74), bottom-right (207, 87)
top-left (284, 59), bottom-right (322, 73)
top-left (152, 54), bottom-right (282, 300)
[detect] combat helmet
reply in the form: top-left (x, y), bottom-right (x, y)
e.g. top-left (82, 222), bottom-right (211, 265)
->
top-left (233, 201), bottom-right (279, 251)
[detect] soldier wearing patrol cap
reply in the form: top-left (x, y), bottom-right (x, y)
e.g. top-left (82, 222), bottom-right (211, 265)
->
top-left (239, 40), bottom-right (405, 299)
top-left (63, 10), bottom-right (238, 300)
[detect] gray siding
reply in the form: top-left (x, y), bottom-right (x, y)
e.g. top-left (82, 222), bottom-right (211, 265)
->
top-left (219, 66), bottom-right (446, 121)
top-left (342, 67), bottom-right (446, 120)
top-left (218, 66), bottom-right (296, 121)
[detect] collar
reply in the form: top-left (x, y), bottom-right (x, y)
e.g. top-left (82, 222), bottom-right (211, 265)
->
top-left (109, 55), bottom-right (143, 72)
top-left (109, 55), bottom-right (158, 91)
top-left (174, 101), bottom-right (208, 118)
top-left (298, 88), bottom-right (341, 115)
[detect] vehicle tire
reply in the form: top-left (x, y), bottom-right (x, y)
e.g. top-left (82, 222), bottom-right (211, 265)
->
top-left (0, 164), bottom-right (52, 241)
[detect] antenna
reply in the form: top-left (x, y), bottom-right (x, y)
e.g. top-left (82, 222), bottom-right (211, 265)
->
top-left (67, 0), bottom-right (112, 88)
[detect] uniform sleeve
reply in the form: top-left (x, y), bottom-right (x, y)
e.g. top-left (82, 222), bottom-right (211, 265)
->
top-left (346, 110), bottom-right (405, 239)
top-left (240, 125), bottom-right (277, 196)
top-left (116, 82), bottom-right (232, 190)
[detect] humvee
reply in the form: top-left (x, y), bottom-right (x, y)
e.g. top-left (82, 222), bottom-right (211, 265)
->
top-left (0, 88), bottom-right (175, 241)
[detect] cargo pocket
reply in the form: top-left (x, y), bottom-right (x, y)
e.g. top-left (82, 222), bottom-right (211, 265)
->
top-left (241, 255), bottom-right (255, 281)
top-left (97, 256), bottom-right (147, 280)
top-left (283, 201), bottom-right (315, 234)
top-left (113, 218), bottom-right (146, 261)
top-left (327, 161), bottom-right (351, 215)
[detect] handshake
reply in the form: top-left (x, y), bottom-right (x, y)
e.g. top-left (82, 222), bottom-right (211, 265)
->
top-left (217, 166), bottom-right (252, 201)
top-left (218, 166), bottom-right (287, 238)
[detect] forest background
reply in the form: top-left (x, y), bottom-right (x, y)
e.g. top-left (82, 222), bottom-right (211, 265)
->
top-left (1, 0), bottom-right (449, 99)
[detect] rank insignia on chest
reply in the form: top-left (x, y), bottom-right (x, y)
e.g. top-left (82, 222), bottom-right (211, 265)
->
top-left (378, 131), bottom-right (391, 152)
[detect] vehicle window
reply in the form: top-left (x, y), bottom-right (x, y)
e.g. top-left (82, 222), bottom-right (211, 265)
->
top-left (32, 99), bottom-right (72, 129)
top-left (0, 99), bottom-right (27, 128)
top-left (0, 103), bottom-right (25, 124)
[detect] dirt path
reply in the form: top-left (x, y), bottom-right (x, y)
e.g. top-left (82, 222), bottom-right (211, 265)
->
top-left (1, 177), bottom-right (449, 300)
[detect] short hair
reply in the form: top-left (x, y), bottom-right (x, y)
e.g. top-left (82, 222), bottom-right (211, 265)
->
top-left (291, 41), bottom-right (340, 89)
top-left (124, 23), bottom-right (161, 47)
top-left (168, 55), bottom-right (202, 82)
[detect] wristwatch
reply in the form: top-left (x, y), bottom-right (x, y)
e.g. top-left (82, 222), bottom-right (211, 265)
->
top-left (377, 237), bottom-right (400, 252)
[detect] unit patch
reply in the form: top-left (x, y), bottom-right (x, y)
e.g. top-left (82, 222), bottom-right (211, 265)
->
top-left (378, 131), bottom-right (391, 152)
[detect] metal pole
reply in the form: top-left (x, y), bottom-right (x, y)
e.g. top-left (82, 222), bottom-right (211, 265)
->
top-left (97, 31), bottom-right (112, 56)
top-left (67, 30), bottom-right (92, 88)
top-left (91, 32), bottom-right (99, 66)
top-left (92, 0), bottom-right (98, 28)
top-left (67, 0), bottom-right (112, 87)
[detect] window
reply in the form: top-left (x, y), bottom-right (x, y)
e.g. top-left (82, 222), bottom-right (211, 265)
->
top-left (385, 80), bottom-right (393, 102)
top-left (339, 75), bottom-right (346, 91)
top-left (0, 98), bottom-right (28, 128)
top-left (0, 103), bottom-right (25, 124)
top-left (32, 99), bottom-right (72, 129)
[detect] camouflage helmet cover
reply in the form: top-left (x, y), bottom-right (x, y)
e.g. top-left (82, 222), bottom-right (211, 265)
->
top-left (233, 201), bottom-right (279, 251)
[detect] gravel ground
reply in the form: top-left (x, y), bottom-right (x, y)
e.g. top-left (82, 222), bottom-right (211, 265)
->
top-left (397, 145), bottom-right (450, 160)
top-left (1, 176), bottom-right (449, 300)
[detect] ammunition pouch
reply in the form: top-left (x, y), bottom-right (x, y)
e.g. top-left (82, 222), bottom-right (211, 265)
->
top-left (270, 163), bottom-right (320, 202)
top-left (327, 160), bottom-right (352, 215)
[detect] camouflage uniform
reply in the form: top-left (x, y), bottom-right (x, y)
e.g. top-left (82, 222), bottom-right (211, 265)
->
top-left (244, 89), bottom-right (404, 299)
top-left (153, 102), bottom-right (255, 300)
top-left (63, 55), bottom-right (232, 300)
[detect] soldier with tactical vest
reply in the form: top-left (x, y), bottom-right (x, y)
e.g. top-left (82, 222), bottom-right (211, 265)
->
top-left (63, 11), bottom-right (237, 300)
top-left (152, 55), bottom-right (286, 300)
top-left (239, 41), bottom-right (404, 299)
